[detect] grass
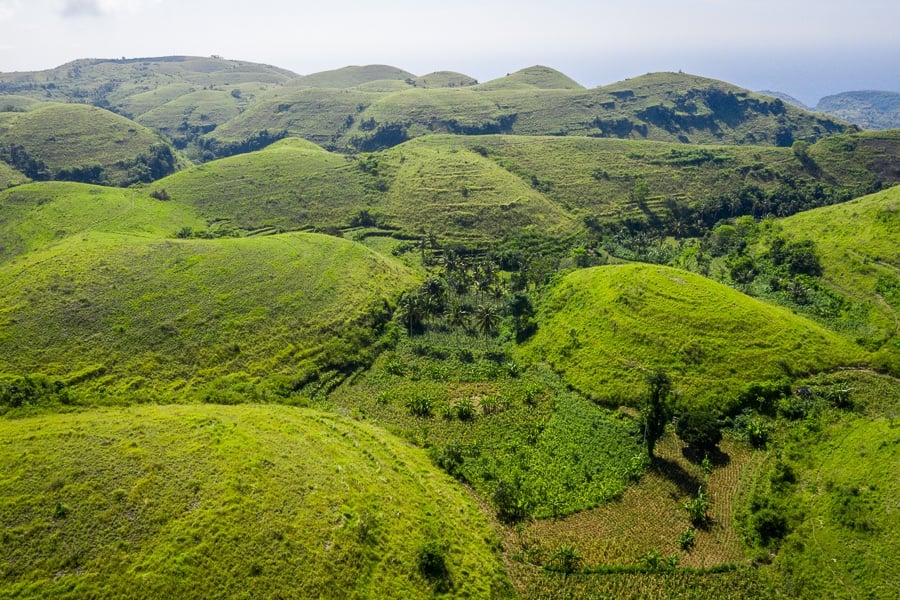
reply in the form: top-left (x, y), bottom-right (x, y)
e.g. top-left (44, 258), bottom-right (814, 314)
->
top-left (776, 184), bottom-right (899, 365)
top-left (0, 103), bottom-right (179, 186)
top-left (519, 263), bottom-right (866, 412)
top-left (0, 404), bottom-right (511, 599)
top-left (149, 137), bottom-right (371, 232)
top-left (0, 182), bottom-right (205, 263)
top-left (734, 370), bottom-right (900, 598)
top-left (208, 69), bottom-right (854, 152)
top-left (473, 66), bottom-right (585, 91)
top-left (0, 160), bottom-right (26, 189)
top-left (329, 344), bottom-right (645, 520)
top-left (0, 183), bottom-right (417, 402)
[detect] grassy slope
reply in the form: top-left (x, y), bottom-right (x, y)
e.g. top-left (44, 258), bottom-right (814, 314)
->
top-left (413, 71), bottom-right (478, 88)
top-left (376, 139), bottom-right (576, 241)
top-left (210, 87), bottom-right (379, 146)
top-left (764, 417), bottom-right (900, 597)
top-left (208, 70), bottom-right (854, 151)
top-left (0, 230), bottom-right (415, 399)
top-left (0, 103), bottom-right (174, 185)
top-left (288, 65), bottom-right (415, 88)
top-left (520, 264), bottom-right (865, 411)
top-left (0, 182), bottom-right (204, 263)
top-left (776, 184), bottom-right (899, 364)
top-left (149, 138), bottom-right (370, 231)
top-left (0, 181), bottom-right (416, 399)
top-left (0, 404), bottom-right (510, 599)
top-left (0, 56), bottom-right (295, 117)
top-left (474, 66), bottom-right (585, 91)
top-left (454, 130), bottom-right (900, 223)
top-left (146, 131), bottom-right (900, 246)
top-left (0, 161), bottom-right (26, 189)
top-left (149, 136), bottom-right (577, 242)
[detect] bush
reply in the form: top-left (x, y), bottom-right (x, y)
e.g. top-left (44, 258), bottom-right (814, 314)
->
top-left (417, 540), bottom-right (449, 582)
top-left (493, 479), bottom-right (527, 523)
top-left (678, 527), bottom-right (696, 550)
top-left (406, 393), bottom-right (434, 417)
top-left (545, 545), bottom-right (582, 574)
top-left (675, 410), bottom-right (722, 453)
top-left (684, 486), bottom-right (711, 527)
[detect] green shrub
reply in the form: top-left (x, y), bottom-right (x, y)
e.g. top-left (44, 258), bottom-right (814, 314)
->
top-left (546, 545), bottom-right (582, 574)
top-left (417, 540), bottom-right (449, 583)
top-left (675, 410), bottom-right (723, 453)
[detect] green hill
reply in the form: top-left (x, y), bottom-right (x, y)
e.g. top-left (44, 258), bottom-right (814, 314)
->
top-left (776, 185), bottom-right (899, 368)
top-left (206, 70), bottom-right (855, 153)
top-left (0, 182), bottom-right (204, 263)
top-left (149, 137), bottom-right (370, 232)
top-left (146, 131), bottom-right (900, 247)
top-left (288, 65), bottom-right (416, 89)
top-left (413, 71), bottom-right (478, 88)
top-left (519, 263), bottom-right (866, 412)
top-left (0, 404), bottom-right (509, 599)
top-left (0, 103), bottom-right (180, 185)
top-left (148, 136), bottom-right (577, 242)
top-left (0, 181), bottom-right (416, 402)
top-left (0, 56), bottom-right (296, 116)
top-left (0, 160), bottom-right (26, 189)
top-left (475, 66), bottom-right (585, 91)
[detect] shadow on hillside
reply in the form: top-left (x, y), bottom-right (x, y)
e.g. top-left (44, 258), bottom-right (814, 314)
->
top-left (651, 457), bottom-right (702, 497)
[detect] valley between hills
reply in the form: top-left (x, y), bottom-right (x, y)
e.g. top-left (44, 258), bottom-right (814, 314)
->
top-left (1, 56), bottom-right (898, 599)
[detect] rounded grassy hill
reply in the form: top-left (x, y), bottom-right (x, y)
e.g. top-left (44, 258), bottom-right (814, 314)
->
top-left (519, 263), bottom-right (866, 411)
top-left (0, 404), bottom-right (510, 599)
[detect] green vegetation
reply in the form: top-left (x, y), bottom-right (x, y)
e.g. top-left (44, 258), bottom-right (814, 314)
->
top-left (0, 182), bottom-right (415, 404)
top-left (735, 370), bottom-right (900, 597)
top-left (0, 103), bottom-right (180, 185)
top-left (693, 185), bottom-right (899, 373)
top-left (520, 263), bottom-right (866, 412)
top-left (0, 159), bottom-right (26, 189)
top-left (816, 90), bottom-right (900, 130)
top-left (1, 56), bottom-right (899, 599)
top-left (0, 404), bottom-right (510, 599)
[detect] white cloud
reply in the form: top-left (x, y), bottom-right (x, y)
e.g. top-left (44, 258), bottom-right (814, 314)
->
top-left (0, 0), bottom-right (21, 22)
top-left (60, 0), bottom-right (155, 18)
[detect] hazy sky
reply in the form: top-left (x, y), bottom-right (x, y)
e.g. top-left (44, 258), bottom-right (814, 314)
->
top-left (1, 0), bottom-right (898, 104)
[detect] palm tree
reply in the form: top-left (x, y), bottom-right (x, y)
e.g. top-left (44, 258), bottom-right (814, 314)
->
top-left (473, 304), bottom-right (500, 345)
top-left (398, 293), bottom-right (423, 337)
top-left (446, 301), bottom-right (470, 346)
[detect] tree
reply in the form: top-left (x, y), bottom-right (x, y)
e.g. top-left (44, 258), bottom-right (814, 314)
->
top-left (506, 291), bottom-right (535, 342)
top-left (642, 369), bottom-right (672, 458)
top-left (675, 410), bottom-right (722, 454)
top-left (473, 304), bottom-right (500, 340)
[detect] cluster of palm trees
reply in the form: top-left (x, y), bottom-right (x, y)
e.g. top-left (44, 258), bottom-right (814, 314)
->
top-left (398, 252), bottom-right (510, 345)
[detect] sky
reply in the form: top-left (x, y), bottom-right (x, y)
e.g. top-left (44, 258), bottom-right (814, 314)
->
top-left (1, 0), bottom-right (898, 105)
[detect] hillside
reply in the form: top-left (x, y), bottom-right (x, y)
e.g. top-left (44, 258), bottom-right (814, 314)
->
top-left (816, 90), bottom-right (900, 130)
top-left (0, 404), bottom-right (510, 599)
top-left (776, 185), bottom-right (899, 369)
top-left (0, 182), bottom-right (416, 402)
top-left (206, 70), bottom-right (855, 153)
top-left (0, 160), bottom-right (26, 189)
top-left (287, 65), bottom-right (416, 88)
top-left (0, 56), bottom-right (296, 117)
top-left (149, 138), bottom-right (371, 232)
top-left (0, 182), bottom-right (204, 263)
top-left (474, 66), bottom-right (585, 91)
top-left (0, 103), bottom-right (180, 185)
top-left (519, 263), bottom-right (865, 412)
top-left (146, 131), bottom-right (900, 246)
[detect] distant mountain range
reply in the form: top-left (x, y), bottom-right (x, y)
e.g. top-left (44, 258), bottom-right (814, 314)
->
top-left (0, 56), bottom-right (864, 163)
top-left (759, 89), bottom-right (900, 129)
